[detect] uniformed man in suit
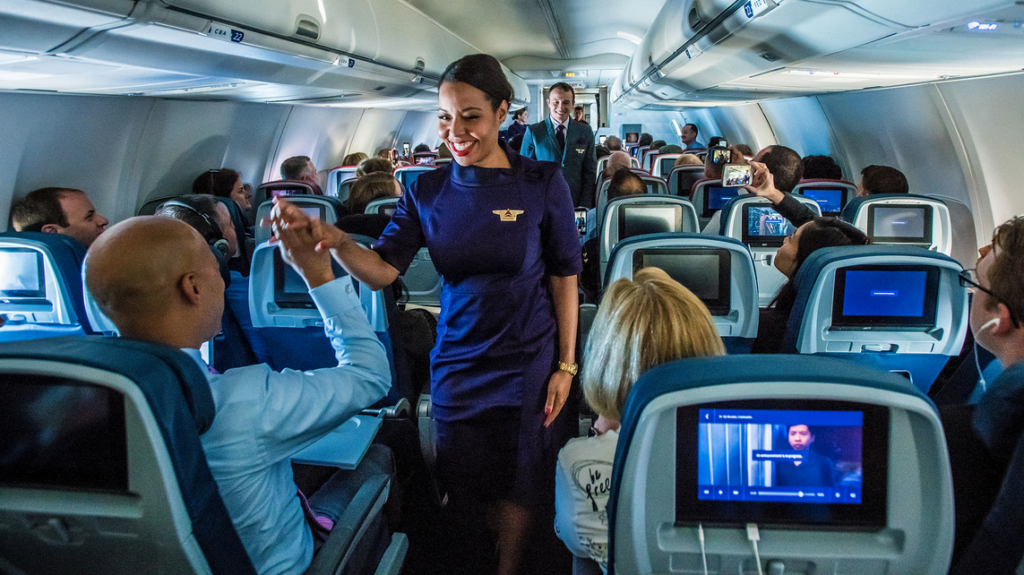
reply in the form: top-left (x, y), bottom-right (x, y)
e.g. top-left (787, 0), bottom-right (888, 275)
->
top-left (520, 82), bottom-right (597, 208)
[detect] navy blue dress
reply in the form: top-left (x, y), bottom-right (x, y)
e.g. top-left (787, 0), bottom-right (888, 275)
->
top-left (374, 141), bottom-right (582, 507)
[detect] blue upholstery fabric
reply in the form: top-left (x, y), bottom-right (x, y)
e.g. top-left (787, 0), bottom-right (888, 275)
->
top-left (606, 354), bottom-right (923, 572)
top-left (0, 231), bottom-right (97, 335)
top-left (0, 336), bottom-right (258, 575)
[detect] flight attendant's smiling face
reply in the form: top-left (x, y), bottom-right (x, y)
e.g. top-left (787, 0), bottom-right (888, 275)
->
top-left (438, 81), bottom-right (509, 169)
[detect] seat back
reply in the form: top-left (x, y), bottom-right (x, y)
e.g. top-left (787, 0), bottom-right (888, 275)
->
top-left (402, 249), bottom-right (443, 307)
top-left (254, 180), bottom-right (316, 208)
top-left (794, 179), bottom-right (857, 217)
top-left (667, 166), bottom-right (704, 198)
top-left (605, 233), bottom-right (758, 352)
top-left (719, 195), bottom-right (822, 306)
top-left (690, 179), bottom-right (735, 228)
top-left (432, 158), bottom-right (453, 167)
top-left (598, 196), bottom-right (699, 284)
top-left (413, 152), bottom-right (438, 164)
top-left (365, 197), bottom-right (399, 216)
top-left (596, 174), bottom-right (669, 221)
top-left (650, 154), bottom-right (681, 178)
top-left (326, 166), bottom-right (359, 198)
top-left (782, 245), bottom-right (968, 393)
top-left (609, 354), bottom-right (953, 575)
top-left (640, 149), bottom-right (660, 172)
top-left (0, 232), bottom-right (93, 341)
top-left (254, 196), bottom-right (346, 246)
top-left (631, 145), bottom-right (649, 159)
top-left (841, 194), bottom-right (953, 256)
top-left (0, 336), bottom-right (257, 575)
top-left (393, 165), bottom-right (437, 191)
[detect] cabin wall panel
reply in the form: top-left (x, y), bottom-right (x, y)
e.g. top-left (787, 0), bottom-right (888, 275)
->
top-left (395, 112), bottom-right (441, 153)
top-left (343, 108), bottom-right (411, 163)
top-left (270, 106), bottom-right (364, 178)
top-left (758, 97), bottom-right (840, 170)
top-left (702, 104), bottom-right (777, 154)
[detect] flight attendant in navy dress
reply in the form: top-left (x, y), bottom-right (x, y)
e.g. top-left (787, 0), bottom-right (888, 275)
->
top-left (315, 54), bottom-right (582, 575)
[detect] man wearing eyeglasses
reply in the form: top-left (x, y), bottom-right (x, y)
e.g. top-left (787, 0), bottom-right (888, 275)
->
top-left (947, 216), bottom-right (1024, 575)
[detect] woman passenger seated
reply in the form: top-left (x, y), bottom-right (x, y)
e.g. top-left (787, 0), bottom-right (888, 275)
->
top-left (356, 158), bottom-right (394, 178)
top-left (753, 217), bottom-right (870, 354)
top-left (338, 172), bottom-right (403, 240)
top-left (555, 268), bottom-right (726, 572)
top-left (342, 152), bottom-right (369, 166)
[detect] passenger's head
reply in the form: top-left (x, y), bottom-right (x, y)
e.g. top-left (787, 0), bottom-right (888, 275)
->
top-left (774, 217), bottom-right (870, 278)
top-left (675, 153), bottom-right (702, 167)
top-left (413, 143), bottom-right (431, 154)
top-left (356, 158), bottom-right (394, 178)
top-left (680, 124), bottom-right (698, 146)
top-left (607, 167), bottom-right (645, 201)
top-left (438, 54), bottom-right (514, 168)
top-left (658, 144), bottom-right (683, 155)
top-left (86, 216), bottom-right (225, 348)
top-left (708, 136), bottom-right (726, 148)
top-left (547, 82), bottom-right (575, 124)
top-left (595, 146), bottom-right (611, 159)
top-left (802, 155), bottom-right (843, 181)
top-left (376, 149), bottom-right (395, 162)
top-left (704, 153), bottom-right (724, 180)
top-left (583, 268), bottom-right (725, 422)
top-left (788, 424), bottom-right (815, 451)
top-left (649, 140), bottom-right (666, 151)
top-left (349, 172), bottom-right (402, 215)
top-left (638, 133), bottom-right (653, 147)
top-left (734, 144), bottom-right (754, 157)
top-left (342, 152), bottom-right (369, 166)
top-left (512, 108), bottom-right (529, 125)
top-left (754, 145), bottom-right (804, 193)
top-left (280, 156), bottom-right (317, 186)
top-left (192, 169), bottom-right (249, 212)
top-left (574, 106), bottom-right (585, 122)
top-left (10, 187), bottom-right (109, 248)
top-left (155, 194), bottom-right (237, 258)
top-left (971, 216), bottom-right (1024, 366)
top-left (606, 135), bottom-right (623, 151)
top-left (858, 165), bottom-right (909, 197)
top-left (603, 151), bottom-right (632, 179)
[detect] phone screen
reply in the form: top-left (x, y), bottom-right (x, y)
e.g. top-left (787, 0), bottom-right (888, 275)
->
top-left (711, 147), bottom-right (731, 165)
top-left (599, 135), bottom-right (607, 145)
top-left (722, 164), bottom-right (752, 188)
top-left (403, 143), bottom-right (411, 156)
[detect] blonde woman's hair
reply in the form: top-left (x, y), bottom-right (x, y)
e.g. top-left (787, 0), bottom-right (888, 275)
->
top-left (675, 153), bottom-right (703, 167)
top-left (582, 267), bottom-right (725, 422)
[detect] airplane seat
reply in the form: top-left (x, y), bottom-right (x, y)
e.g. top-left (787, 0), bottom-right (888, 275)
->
top-left (137, 194), bottom-right (178, 216)
top-left (793, 179), bottom-right (858, 217)
top-left (640, 149), bottom-right (659, 171)
top-left (254, 196), bottom-right (347, 246)
top-left (689, 179), bottom-right (733, 229)
top-left (337, 179), bottom-right (358, 204)
top-left (412, 152), bottom-right (438, 164)
top-left (667, 166), bottom-right (704, 198)
top-left (595, 174), bottom-right (670, 224)
top-left (631, 145), bottom-right (649, 160)
top-left (597, 196), bottom-right (699, 286)
top-left (0, 335), bottom-right (406, 575)
top-left (364, 197), bottom-right (399, 216)
top-left (718, 194), bottom-right (822, 307)
top-left (651, 153), bottom-right (682, 178)
top-left (780, 245), bottom-right (969, 394)
top-left (326, 166), bottom-right (359, 198)
top-left (596, 156), bottom-right (611, 181)
top-left (247, 240), bottom-right (415, 408)
top-left (212, 196), bottom-right (252, 276)
top-left (431, 158), bottom-right (453, 167)
top-left (840, 194), bottom-right (952, 256)
top-left (393, 165), bottom-right (437, 191)
top-left (254, 180), bottom-right (317, 208)
top-left (608, 354), bottom-right (953, 575)
top-left (0, 231), bottom-right (96, 341)
top-left (604, 233), bottom-right (758, 353)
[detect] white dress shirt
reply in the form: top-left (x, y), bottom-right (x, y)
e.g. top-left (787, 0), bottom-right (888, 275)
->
top-left (554, 430), bottom-right (619, 574)
top-left (183, 276), bottom-right (391, 575)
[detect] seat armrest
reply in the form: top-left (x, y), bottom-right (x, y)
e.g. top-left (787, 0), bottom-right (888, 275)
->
top-left (303, 474), bottom-right (390, 575)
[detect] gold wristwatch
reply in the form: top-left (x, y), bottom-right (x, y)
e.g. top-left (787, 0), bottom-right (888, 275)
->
top-left (558, 361), bottom-right (579, 376)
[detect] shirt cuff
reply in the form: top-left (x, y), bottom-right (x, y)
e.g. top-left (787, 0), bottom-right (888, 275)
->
top-left (309, 276), bottom-right (362, 319)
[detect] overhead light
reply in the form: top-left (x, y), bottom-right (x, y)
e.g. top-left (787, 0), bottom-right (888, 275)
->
top-left (783, 69), bottom-right (940, 81)
top-left (617, 32), bottom-right (642, 45)
top-left (967, 21), bottom-right (998, 31)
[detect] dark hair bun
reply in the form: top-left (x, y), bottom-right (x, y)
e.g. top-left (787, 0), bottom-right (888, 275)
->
top-left (440, 54), bottom-right (514, 111)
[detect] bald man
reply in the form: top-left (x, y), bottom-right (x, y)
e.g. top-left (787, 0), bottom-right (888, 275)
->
top-left (86, 210), bottom-right (391, 575)
top-left (602, 151), bottom-right (632, 180)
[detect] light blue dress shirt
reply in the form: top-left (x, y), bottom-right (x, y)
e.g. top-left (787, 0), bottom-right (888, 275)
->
top-left (182, 276), bottom-right (391, 575)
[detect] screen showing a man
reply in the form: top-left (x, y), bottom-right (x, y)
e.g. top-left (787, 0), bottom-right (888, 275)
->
top-left (775, 424), bottom-right (836, 487)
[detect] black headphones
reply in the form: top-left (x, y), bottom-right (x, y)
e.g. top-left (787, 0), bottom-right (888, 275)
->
top-left (162, 199), bottom-right (231, 257)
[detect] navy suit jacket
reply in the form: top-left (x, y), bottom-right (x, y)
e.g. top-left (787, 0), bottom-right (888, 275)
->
top-left (520, 118), bottom-right (597, 208)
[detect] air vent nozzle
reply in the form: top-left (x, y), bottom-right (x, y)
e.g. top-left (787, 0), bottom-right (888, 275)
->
top-left (414, 58), bottom-right (426, 72)
top-left (688, 7), bottom-right (703, 30)
top-left (760, 52), bottom-right (781, 62)
top-left (296, 18), bottom-right (320, 41)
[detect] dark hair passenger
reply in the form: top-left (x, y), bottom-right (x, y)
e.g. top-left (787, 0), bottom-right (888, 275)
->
top-left (281, 53), bottom-right (583, 575)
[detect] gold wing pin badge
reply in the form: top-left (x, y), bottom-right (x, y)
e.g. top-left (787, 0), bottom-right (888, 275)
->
top-left (493, 209), bottom-right (524, 222)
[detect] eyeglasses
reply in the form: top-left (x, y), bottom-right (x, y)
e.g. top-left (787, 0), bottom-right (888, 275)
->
top-left (960, 268), bottom-right (1021, 327)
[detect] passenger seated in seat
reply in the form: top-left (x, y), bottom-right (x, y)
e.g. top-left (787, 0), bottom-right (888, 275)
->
top-left (555, 268), bottom-right (725, 573)
top-left (10, 187), bottom-right (109, 248)
top-left (85, 201), bottom-right (392, 575)
top-left (702, 145), bottom-right (808, 236)
top-left (752, 217), bottom-right (869, 354)
top-left (801, 155), bottom-right (843, 181)
top-left (857, 165), bottom-right (909, 197)
top-left (356, 158), bottom-right (394, 178)
top-left (602, 151), bottom-right (632, 180)
top-left (281, 155), bottom-right (323, 195)
top-left (605, 135), bottom-right (622, 152)
top-left (155, 194), bottom-right (238, 260)
top-left (343, 152), bottom-right (369, 166)
top-left (348, 172), bottom-right (402, 217)
top-left (674, 153), bottom-right (702, 167)
top-left (580, 168), bottom-right (645, 299)
top-left (192, 168), bottom-right (252, 215)
top-left (946, 216), bottom-right (1024, 574)
top-left (657, 144), bottom-right (683, 154)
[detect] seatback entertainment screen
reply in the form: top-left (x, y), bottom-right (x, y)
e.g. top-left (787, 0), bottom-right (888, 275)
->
top-left (632, 248), bottom-right (731, 316)
top-left (867, 205), bottom-right (932, 244)
top-left (0, 248), bottom-right (45, 299)
top-left (704, 187), bottom-right (741, 217)
top-left (618, 205), bottom-right (683, 240)
top-left (801, 188), bottom-right (844, 214)
top-left (742, 205), bottom-right (795, 248)
top-left (832, 265), bottom-right (939, 329)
